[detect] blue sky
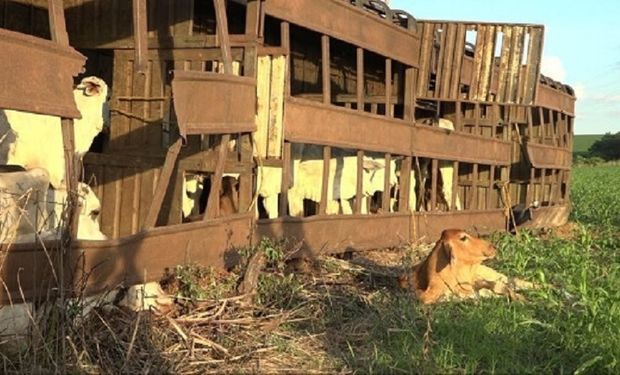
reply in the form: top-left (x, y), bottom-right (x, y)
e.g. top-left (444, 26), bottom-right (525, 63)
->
top-left (391, 0), bottom-right (620, 135)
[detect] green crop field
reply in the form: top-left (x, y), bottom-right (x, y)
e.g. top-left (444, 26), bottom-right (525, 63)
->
top-left (574, 134), bottom-right (604, 154)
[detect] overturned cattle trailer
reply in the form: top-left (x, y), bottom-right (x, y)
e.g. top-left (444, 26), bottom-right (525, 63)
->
top-left (0, 0), bottom-right (574, 305)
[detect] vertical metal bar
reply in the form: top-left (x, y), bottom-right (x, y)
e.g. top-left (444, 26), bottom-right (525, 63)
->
top-left (385, 58), bottom-right (392, 117)
top-left (279, 142), bottom-right (291, 217)
top-left (357, 47), bottom-right (364, 112)
top-left (322, 35), bottom-right (331, 105)
top-left (430, 159), bottom-right (438, 210)
top-left (355, 150), bottom-right (364, 214)
top-left (319, 146), bottom-right (331, 214)
top-left (132, 0), bottom-right (148, 73)
top-left (382, 153), bottom-right (392, 212)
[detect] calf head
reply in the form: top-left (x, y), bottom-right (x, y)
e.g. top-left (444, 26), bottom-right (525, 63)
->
top-left (437, 229), bottom-right (496, 268)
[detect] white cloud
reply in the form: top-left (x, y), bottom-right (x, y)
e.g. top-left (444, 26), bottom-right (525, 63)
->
top-left (573, 83), bottom-right (586, 100)
top-left (540, 56), bottom-right (566, 82)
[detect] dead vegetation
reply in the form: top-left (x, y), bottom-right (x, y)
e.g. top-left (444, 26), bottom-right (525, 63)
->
top-left (0, 238), bottom-right (434, 374)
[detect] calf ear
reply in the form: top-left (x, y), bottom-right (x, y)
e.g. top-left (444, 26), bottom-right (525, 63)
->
top-left (434, 240), bottom-right (454, 272)
top-left (442, 241), bottom-right (457, 268)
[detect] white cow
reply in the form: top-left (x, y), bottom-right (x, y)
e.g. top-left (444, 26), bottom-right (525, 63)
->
top-left (287, 145), bottom-right (398, 216)
top-left (256, 145), bottom-right (398, 218)
top-left (415, 118), bottom-right (462, 211)
top-left (0, 167), bottom-right (50, 243)
top-left (0, 76), bottom-right (108, 188)
top-left (0, 168), bottom-right (106, 244)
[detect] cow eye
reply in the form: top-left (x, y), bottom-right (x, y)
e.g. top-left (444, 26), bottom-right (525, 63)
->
top-left (460, 235), bottom-right (468, 242)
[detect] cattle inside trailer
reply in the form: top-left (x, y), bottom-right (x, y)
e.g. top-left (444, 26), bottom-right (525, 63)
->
top-left (0, 0), bottom-right (575, 307)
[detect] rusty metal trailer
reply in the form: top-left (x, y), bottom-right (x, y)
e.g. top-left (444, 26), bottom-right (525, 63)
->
top-left (0, 0), bottom-right (575, 304)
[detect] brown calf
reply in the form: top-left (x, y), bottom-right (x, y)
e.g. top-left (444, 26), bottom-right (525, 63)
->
top-left (399, 229), bottom-right (534, 304)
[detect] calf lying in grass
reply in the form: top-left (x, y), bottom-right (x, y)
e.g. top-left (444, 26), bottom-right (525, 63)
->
top-left (399, 229), bottom-right (534, 304)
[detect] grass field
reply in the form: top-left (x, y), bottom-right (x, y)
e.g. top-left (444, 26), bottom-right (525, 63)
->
top-left (573, 134), bottom-right (604, 154)
top-left (4, 166), bottom-right (620, 374)
top-left (347, 165), bottom-right (620, 373)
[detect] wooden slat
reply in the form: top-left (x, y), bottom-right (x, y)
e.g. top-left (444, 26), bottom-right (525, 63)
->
top-left (416, 22), bottom-right (434, 97)
top-left (471, 163), bottom-right (479, 210)
top-left (452, 161), bottom-right (459, 209)
top-left (496, 26), bottom-right (512, 103)
top-left (132, 0), bottom-right (148, 73)
top-left (357, 48), bottom-right (364, 112)
top-left (385, 58), bottom-right (392, 117)
top-left (524, 27), bottom-right (543, 103)
top-left (204, 134), bottom-right (231, 219)
top-left (267, 55), bottom-right (286, 157)
top-left (144, 138), bottom-right (182, 229)
top-left (279, 142), bottom-right (291, 217)
top-left (399, 156), bottom-right (412, 212)
top-left (505, 26), bottom-right (524, 103)
top-left (322, 35), bottom-right (330, 104)
top-left (469, 25), bottom-right (487, 100)
top-left (430, 159), bottom-right (438, 210)
top-left (450, 24), bottom-right (466, 98)
top-left (478, 25), bottom-right (496, 101)
top-left (319, 146), bottom-right (331, 215)
top-left (382, 153), bottom-right (391, 212)
top-left (439, 23), bottom-right (457, 99)
top-left (487, 165), bottom-right (495, 209)
top-left (433, 23), bottom-right (447, 99)
top-left (404, 67), bottom-right (415, 121)
top-left (47, 0), bottom-right (68, 46)
top-left (355, 150), bottom-right (364, 214)
top-left (213, 0), bottom-right (233, 74)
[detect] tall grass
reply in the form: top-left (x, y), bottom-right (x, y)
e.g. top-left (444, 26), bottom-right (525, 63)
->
top-left (345, 165), bottom-right (620, 373)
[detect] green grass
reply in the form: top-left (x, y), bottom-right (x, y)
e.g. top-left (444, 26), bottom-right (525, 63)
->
top-left (573, 134), bottom-right (604, 154)
top-left (340, 165), bottom-right (620, 374)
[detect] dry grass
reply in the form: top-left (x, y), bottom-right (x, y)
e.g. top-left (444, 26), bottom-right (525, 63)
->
top-left (0, 239), bottom-right (429, 374)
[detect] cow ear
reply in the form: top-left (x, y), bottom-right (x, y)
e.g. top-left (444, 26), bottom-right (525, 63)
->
top-left (83, 81), bottom-right (101, 96)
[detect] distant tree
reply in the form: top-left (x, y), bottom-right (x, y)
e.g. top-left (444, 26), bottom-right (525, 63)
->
top-left (588, 132), bottom-right (620, 161)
